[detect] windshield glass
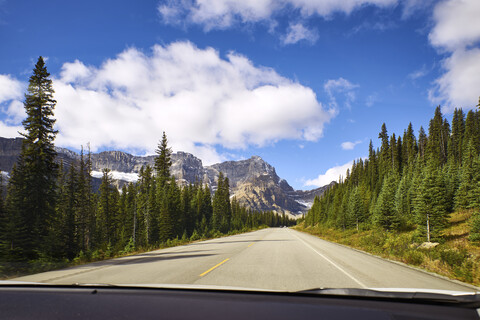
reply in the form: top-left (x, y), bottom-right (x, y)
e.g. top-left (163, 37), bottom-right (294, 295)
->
top-left (0, 0), bottom-right (479, 294)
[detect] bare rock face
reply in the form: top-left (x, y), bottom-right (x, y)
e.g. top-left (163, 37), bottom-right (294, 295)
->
top-left (0, 137), bottom-right (24, 173)
top-left (171, 152), bottom-right (204, 186)
top-left (0, 137), bottom-right (334, 216)
top-left (90, 151), bottom-right (156, 173)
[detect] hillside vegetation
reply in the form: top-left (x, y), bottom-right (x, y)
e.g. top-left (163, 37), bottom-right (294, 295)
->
top-left (300, 104), bottom-right (480, 286)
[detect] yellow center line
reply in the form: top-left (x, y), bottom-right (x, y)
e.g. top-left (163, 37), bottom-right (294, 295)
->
top-left (199, 258), bottom-right (230, 277)
top-left (247, 243), bottom-right (254, 247)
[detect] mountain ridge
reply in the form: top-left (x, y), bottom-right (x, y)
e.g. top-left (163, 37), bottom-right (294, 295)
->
top-left (0, 137), bottom-right (334, 216)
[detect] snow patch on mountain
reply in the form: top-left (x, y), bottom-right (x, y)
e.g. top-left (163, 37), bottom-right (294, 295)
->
top-left (91, 170), bottom-right (139, 183)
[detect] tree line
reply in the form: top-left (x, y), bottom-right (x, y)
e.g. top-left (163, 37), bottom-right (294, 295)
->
top-left (0, 57), bottom-right (295, 269)
top-left (304, 104), bottom-right (480, 243)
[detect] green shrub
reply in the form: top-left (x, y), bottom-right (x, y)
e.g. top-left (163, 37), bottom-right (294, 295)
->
top-left (403, 250), bottom-right (424, 265)
top-left (454, 259), bottom-right (473, 283)
top-left (120, 237), bottom-right (135, 255)
top-left (91, 249), bottom-right (104, 261)
top-left (440, 249), bottom-right (468, 268)
top-left (190, 230), bottom-right (200, 241)
top-left (73, 250), bottom-right (86, 263)
top-left (383, 233), bottom-right (411, 256)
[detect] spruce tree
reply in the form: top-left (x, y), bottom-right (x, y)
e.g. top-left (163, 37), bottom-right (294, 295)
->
top-left (414, 161), bottom-right (449, 242)
top-left (471, 211), bottom-right (480, 242)
top-left (418, 126), bottom-right (427, 162)
top-left (155, 131), bottom-right (172, 186)
top-left (97, 168), bottom-right (118, 248)
top-left (4, 57), bottom-right (58, 259)
top-left (373, 174), bottom-right (399, 231)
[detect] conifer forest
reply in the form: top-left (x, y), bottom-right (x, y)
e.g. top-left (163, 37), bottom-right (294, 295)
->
top-left (304, 101), bottom-right (480, 244)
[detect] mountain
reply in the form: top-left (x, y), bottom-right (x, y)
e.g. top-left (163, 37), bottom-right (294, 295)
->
top-left (0, 137), bottom-right (334, 216)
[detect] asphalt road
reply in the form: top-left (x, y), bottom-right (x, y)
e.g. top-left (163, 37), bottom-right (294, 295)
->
top-left (13, 228), bottom-right (478, 292)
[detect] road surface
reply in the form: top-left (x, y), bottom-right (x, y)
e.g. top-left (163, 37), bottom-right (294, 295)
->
top-left (13, 228), bottom-right (478, 292)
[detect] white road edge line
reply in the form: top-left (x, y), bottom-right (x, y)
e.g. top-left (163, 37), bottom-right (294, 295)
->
top-left (288, 229), bottom-right (367, 288)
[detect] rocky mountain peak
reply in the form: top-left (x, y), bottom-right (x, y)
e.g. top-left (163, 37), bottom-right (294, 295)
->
top-left (0, 137), bottom-right (334, 216)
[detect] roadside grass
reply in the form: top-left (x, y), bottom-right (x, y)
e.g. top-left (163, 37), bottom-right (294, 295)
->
top-left (0, 226), bottom-right (268, 280)
top-left (295, 210), bottom-right (480, 287)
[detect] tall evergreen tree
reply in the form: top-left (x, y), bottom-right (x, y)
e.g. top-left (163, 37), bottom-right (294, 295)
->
top-left (97, 168), bottom-right (119, 248)
top-left (373, 174), bottom-right (399, 231)
top-left (414, 161), bottom-right (449, 242)
top-left (4, 57), bottom-right (58, 259)
top-left (155, 132), bottom-right (172, 186)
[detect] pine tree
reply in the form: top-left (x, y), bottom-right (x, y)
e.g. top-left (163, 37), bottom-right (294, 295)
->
top-left (451, 108), bottom-right (465, 165)
top-left (76, 146), bottom-right (95, 252)
top-left (418, 126), bottom-right (427, 163)
top-left (158, 182), bottom-right (174, 243)
top-left (348, 187), bottom-right (366, 231)
top-left (378, 123), bottom-right (390, 178)
top-left (455, 141), bottom-right (480, 210)
top-left (4, 57), bottom-right (58, 260)
top-left (394, 173), bottom-right (413, 228)
top-left (373, 174), bottom-right (399, 231)
top-left (414, 161), bottom-right (449, 242)
top-left (155, 132), bottom-right (172, 187)
top-left (470, 211), bottom-right (480, 242)
top-left (426, 106), bottom-right (449, 166)
top-left (212, 172), bottom-right (231, 233)
top-left (97, 168), bottom-right (118, 248)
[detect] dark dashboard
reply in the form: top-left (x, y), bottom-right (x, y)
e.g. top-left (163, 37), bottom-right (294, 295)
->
top-left (0, 285), bottom-right (479, 319)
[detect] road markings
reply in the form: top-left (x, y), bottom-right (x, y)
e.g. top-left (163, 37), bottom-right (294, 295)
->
top-left (199, 258), bottom-right (230, 277)
top-left (248, 243), bottom-right (255, 247)
top-left (289, 230), bottom-right (367, 288)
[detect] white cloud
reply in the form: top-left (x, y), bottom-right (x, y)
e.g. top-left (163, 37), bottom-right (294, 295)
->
top-left (158, 0), bottom-right (400, 44)
top-left (0, 74), bottom-right (26, 130)
top-left (282, 23), bottom-right (319, 45)
top-left (430, 48), bottom-right (480, 112)
top-left (429, 0), bottom-right (480, 51)
top-left (304, 160), bottom-right (353, 187)
top-left (158, 0), bottom-right (398, 30)
top-left (0, 75), bottom-right (23, 102)
top-left (0, 121), bottom-right (22, 138)
top-left (0, 41), bottom-right (333, 165)
top-left (324, 77), bottom-right (359, 109)
top-left (428, 0), bottom-right (480, 111)
top-left (341, 140), bottom-right (362, 150)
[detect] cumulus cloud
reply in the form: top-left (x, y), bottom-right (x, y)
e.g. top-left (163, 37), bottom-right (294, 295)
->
top-left (281, 23), bottom-right (319, 45)
top-left (428, 0), bottom-right (480, 111)
top-left (0, 75), bottom-right (23, 102)
top-left (430, 48), bottom-right (480, 111)
top-left (429, 0), bottom-right (480, 51)
top-left (304, 160), bottom-right (353, 187)
top-left (0, 41), bottom-right (333, 165)
top-left (324, 77), bottom-right (359, 109)
top-left (0, 75), bottom-right (25, 133)
top-left (341, 140), bottom-right (362, 150)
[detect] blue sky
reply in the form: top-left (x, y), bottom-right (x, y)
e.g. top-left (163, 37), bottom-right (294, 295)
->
top-left (1, 0), bottom-right (479, 190)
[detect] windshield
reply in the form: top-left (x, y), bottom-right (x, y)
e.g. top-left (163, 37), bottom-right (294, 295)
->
top-left (0, 0), bottom-right (479, 295)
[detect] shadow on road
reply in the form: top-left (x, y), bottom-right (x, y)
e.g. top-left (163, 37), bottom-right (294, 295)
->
top-left (187, 239), bottom-right (292, 246)
top-left (114, 253), bottom-right (218, 266)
